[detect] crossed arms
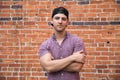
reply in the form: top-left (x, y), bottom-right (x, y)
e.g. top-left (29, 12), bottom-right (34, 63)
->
top-left (39, 50), bottom-right (86, 73)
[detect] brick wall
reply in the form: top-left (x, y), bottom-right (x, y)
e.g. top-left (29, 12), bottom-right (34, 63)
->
top-left (0, 0), bottom-right (120, 80)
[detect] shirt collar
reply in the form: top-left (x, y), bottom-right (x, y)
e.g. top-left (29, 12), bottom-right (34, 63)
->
top-left (51, 32), bottom-right (70, 40)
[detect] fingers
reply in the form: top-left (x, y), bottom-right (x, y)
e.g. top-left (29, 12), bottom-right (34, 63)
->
top-left (79, 50), bottom-right (84, 54)
top-left (81, 56), bottom-right (86, 63)
top-left (72, 50), bottom-right (87, 63)
top-left (76, 53), bottom-right (86, 63)
top-left (73, 50), bottom-right (84, 54)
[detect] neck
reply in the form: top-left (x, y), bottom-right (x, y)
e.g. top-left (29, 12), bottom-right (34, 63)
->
top-left (54, 31), bottom-right (67, 40)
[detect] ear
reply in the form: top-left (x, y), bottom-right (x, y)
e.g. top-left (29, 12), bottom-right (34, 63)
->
top-left (67, 20), bottom-right (70, 25)
top-left (50, 21), bottom-right (53, 26)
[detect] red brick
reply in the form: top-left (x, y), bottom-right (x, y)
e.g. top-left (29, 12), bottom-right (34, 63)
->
top-left (103, 9), bottom-right (116, 12)
top-left (96, 56), bottom-right (109, 60)
top-left (97, 4), bottom-right (110, 8)
top-left (19, 72), bottom-right (31, 77)
top-left (19, 77), bottom-right (26, 80)
top-left (103, 69), bottom-right (111, 73)
top-left (91, 0), bottom-right (103, 4)
top-left (40, 77), bottom-right (47, 80)
top-left (109, 65), bottom-right (120, 69)
top-left (96, 65), bottom-right (108, 69)
top-left (2, 60), bottom-right (14, 64)
top-left (82, 68), bottom-right (96, 73)
top-left (32, 72), bottom-right (44, 76)
top-left (0, 55), bottom-right (8, 59)
top-left (85, 13), bottom-right (97, 17)
top-left (82, 73), bottom-right (95, 77)
top-left (109, 74), bottom-right (120, 79)
top-left (88, 52), bottom-right (100, 55)
top-left (9, 64), bottom-right (21, 67)
top-left (109, 56), bottom-right (120, 60)
top-left (95, 73), bottom-right (107, 78)
top-left (96, 48), bottom-right (108, 51)
top-left (109, 48), bottom-right (120, 51)
top-left (0, 77), bottom-right (6, 80)
top-left (7, 77), bottom-right (18, 80)
top-left (87, 55), bottom-right (95, 60)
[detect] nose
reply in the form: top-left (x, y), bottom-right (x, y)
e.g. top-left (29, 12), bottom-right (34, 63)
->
top-left (58, 19), bottom-right (62, 24)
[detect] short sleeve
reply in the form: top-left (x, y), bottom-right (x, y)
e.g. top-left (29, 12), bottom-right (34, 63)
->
top-left (73, 37), bottom-right (86, 55)
top-left (39, 41), bottom-right (50, 57)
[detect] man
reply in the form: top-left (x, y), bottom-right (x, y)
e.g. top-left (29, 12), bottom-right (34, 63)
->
top-left (39, 7), bottom-right (86, 80)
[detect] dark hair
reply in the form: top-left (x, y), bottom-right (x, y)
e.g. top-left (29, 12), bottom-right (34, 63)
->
top-left (52, 7), bottom-right (69, 19)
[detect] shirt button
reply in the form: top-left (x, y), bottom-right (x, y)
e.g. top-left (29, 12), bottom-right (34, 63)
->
top-left (61, 73), bottom-right (64, 76)
top-left (60, 57), bottom-right (63, 59)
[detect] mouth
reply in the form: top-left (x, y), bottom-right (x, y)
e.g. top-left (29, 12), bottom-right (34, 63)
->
top-left (57, 25), bottom-right (63, 27)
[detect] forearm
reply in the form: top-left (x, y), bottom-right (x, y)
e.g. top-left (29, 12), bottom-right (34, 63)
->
top-left (40, 51), bottom-right (86, 73)
top-left (40, 54), bottom-right (74, 72)
top-left (63, 62), bottom-right (84, 72)
top-left (47, 58), bottom-right (73, 72)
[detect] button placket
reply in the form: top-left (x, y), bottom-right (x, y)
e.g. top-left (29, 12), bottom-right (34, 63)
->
top-left (60, 47), bottom-right (63, 59)
top-left (61, 73), bottom-right (64, 76)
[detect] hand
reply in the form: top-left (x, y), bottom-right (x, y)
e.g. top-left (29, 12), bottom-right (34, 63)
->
top-left (72, 50), bottom-right (86, 63)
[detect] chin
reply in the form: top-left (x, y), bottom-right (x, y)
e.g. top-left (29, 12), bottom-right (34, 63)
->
top-left (57, 30), bottom-right (63, 33)
top-left (55, 28), bottom-right (65, 33)
top-left (56, 29), bottom-right (64, 32)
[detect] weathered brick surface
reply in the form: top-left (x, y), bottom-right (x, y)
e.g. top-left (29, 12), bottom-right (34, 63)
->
top-left (0, 0), bottom-right (120, 80)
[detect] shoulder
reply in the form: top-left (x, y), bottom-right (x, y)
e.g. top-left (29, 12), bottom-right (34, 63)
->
top-left (39, 37), bottom-right (52, 56)
top-left (69, 33), bottom-right (83, 42)
top-left (40, 37), bottom-right (52, 48)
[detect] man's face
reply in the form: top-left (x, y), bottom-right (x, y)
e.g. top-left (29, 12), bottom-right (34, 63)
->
top-left (52, 13), bottom-right (68, 32)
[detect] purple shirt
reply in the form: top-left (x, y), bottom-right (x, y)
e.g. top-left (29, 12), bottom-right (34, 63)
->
top-left (39, 32), bottom-right (86, 80)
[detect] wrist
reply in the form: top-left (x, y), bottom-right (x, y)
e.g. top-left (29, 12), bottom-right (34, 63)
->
top-left (79, 62), bottom-right (84, 64)
top-left (70, 55), bottom-right (75, 62)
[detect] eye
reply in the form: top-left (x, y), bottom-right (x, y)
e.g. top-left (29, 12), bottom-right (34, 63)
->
top-left (62, 17), bottom-right (67, 21)
top-left (55, 17), bottom-right (60, 20)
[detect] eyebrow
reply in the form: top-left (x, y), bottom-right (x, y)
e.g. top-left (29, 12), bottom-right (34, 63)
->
top-left (54, 16), bottom-right (67, 19)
